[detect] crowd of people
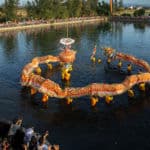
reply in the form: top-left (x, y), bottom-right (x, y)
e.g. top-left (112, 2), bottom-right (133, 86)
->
top-left (0, 16), bottom-right (104, 28)
top-left (0, 118), bottom-right (59, 150)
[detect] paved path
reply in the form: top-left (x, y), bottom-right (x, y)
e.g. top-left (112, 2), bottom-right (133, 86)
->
top-left (0, 17), bottom-right (108, 32)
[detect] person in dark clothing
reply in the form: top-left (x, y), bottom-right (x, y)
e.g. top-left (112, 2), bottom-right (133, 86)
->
top-left (29, 136), bottom-right (37, 150)
top-left (12, 128), bottom-right (25, 150)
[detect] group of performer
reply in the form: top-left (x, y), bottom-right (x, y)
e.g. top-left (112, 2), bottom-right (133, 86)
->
top-left (89, 46), bottom-right (150, 106)
top-left (21, 39), bottom-right (150, 107)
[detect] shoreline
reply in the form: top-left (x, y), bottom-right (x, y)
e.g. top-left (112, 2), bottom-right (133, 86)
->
top-left (0, 17), bottom-right (108, 32)
top-left (110, 16), bottom-right (150, 22)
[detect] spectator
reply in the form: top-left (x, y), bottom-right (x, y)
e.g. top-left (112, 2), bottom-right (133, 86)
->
top-left (8, 118), bottom-right (22, 143)
top-left (0, 138), bottom-right (10, 150)
top-left (29, 136), bottom-right (38, 150)
top-left (12, 128), bottom-right (25, 150)
top-left (37, 131), bottom-right (51, 150)
top-left (24, 127), bottom-right (34, 147)
top-left (51, 145), bottom-right (59, 150)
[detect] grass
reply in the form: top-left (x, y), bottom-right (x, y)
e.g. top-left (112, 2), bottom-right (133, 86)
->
top-left (113, 8), bottom-right (150, 16)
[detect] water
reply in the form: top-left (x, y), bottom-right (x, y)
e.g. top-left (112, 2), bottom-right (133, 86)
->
top-left (101, 0), bottom-right (150, 7)
top-left (0, 22), bottom-right (150, 149)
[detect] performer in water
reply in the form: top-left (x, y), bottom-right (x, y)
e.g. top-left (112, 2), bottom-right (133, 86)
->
top-left (91, 45), bottom-right (97, 58)
top-left (90, 45), bottom-right (97, 63)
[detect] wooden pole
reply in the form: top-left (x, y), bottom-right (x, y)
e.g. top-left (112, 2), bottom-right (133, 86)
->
top-left (110, 0), bottom-right (113, 15)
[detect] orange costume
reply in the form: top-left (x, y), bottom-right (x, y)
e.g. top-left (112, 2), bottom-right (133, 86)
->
top-left (21, 47), bottom-right (150, 103)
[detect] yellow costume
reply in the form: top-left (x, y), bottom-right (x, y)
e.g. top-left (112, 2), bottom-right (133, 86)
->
top-left (117, 60), bottom-right (122, 68)
top-left (139, 83), bottom-right (146, 91)
top-left (91, 56), bottom-right (96, 63)
top-left (47, 63), bottom-right (53, 70)
top-left (105, 96), bottom-right (113, 104)
top-left (66, 97), bottom-right (73, 104)
top-left (31, 88), bottom-right (37, 95)
top-left (91, 96), bottom-right (99, 107)
top-left (42, 94), bottom-right (49, 102)
top-left (127, 64), bottom-right (132, 72)
top-left (107, 58), bottom-right (111, 64)
top-left (127, 89), bottom-right (134, 98)
top-left (98, 58), bottom-right (102, 63)
top-left (61, 68), bottom-right (71, 81)
top-left (35, 67), bottom-right (41, 74)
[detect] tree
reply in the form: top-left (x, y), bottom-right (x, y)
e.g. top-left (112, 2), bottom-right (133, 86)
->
top-left (66, 0), bottom-right (83, 17)
top-left (133, 8), bottom-right (145, 17)
top-left (51, 0), bottom-right (68, 19)
top-left (84, 0), bottom-right (92, 16)
top-left (4, 0), bottom-right (19, 21)
top-left (72, 0), bottom-right (83, 17)
top-left (66, 0), bottom-right (73, 17)
top-left (118, 0), bottom-right (123, 8)
top-left (26, 0), bottom-right (69, 19)
top-left (113, 0), bottom-right (123, 11)
top-left (97, 1), bottom-right (110, 16)
top-left (0, 5), bottom-right (6, 22)
top-left (25, 0), bottom-right (107, 19)
top-left (90, 0), bottom-right (98, 16)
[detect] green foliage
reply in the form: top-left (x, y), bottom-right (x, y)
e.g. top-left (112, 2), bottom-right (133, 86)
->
top-left (26, 0), bottom-right (69, 19)
top-left (133, 8), bottom-right (145, 17)
top-left (0, 6), bottom-right (3, 12)
top-left (0, 17), bottom-right (6, 22)
top-left (73, 0), bottom-right (83, 17)
top-left (121, 13), bottom-right (131, 17)
top-left (114, 0), bottom-right (123, 11)
top-left (4, 0), bottom-right (19, 21)
top-left (97, 1), bottom-right (110, 16)
top-left (83, 0), bottom-right (98, 16)
top-left (66, 0), bottom-right (83, 17)
top-left (0, 0), bottom-right (111, 21)
top-left (26, 0), bottom-right (108, 19)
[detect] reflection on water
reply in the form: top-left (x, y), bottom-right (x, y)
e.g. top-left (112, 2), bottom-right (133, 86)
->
top-left (133, 23), bottom-right (147, 32)
top-left (0, 22), bottom-right (150, 150)
top-left (0, 33), bottom-right (18, 58)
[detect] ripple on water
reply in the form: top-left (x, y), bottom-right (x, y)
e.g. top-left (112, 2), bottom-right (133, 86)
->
top-left (0, 22), bottom-right (150, 150)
